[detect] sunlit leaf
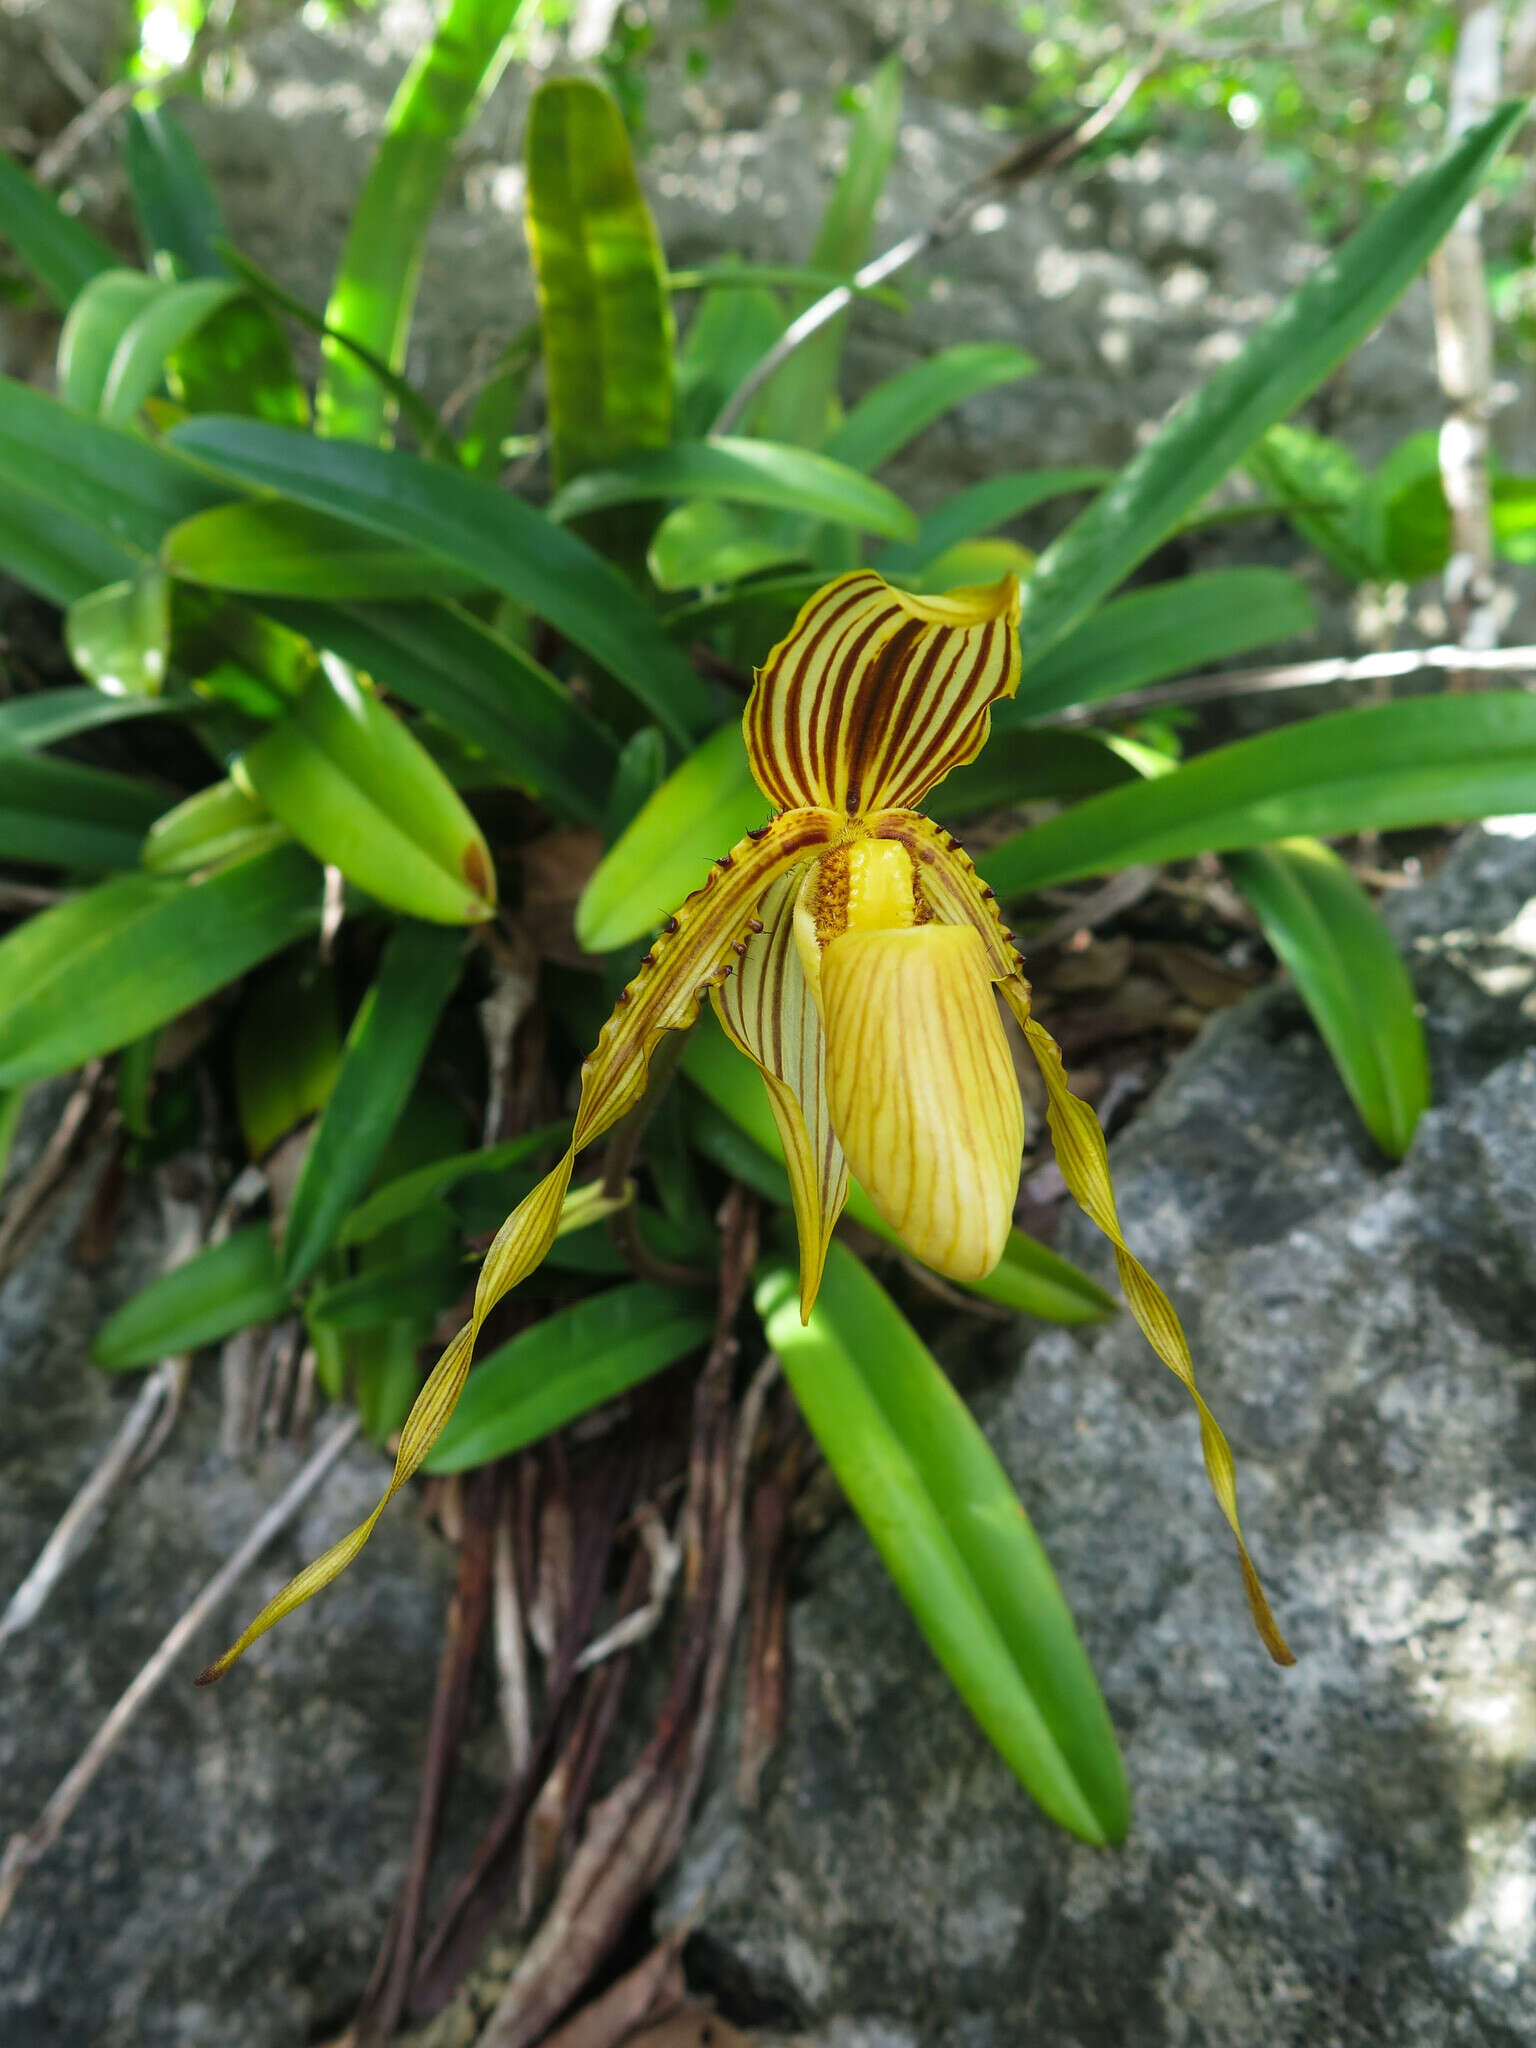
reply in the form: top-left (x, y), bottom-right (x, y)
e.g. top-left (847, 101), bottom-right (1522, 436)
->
top-left (142, 778), bottom-right (288, 876)
top-left (0, 842), bottom-right (323, 1087)
top-left (64, 569), bottom-right (170, 698)
top-left (983, 691), bottom-right (1536, 897)
top-left (57, 270), bottom-right (161, 414)
top-left (577, 720), bottom-right (767, 951)
top-left (164, 499), bottom-right (484, 598)
top-left (274, 597), bottom-right (616, 826)
top-left (1224, 838), bottom-right (1429, 1158)
top-left (754, 57), bottom-right (902, 447)
top-left (760, 1244), bottom-right (1126, 1844)
top-left (237, 658), bottom-right (496, 924)
top-left (526, 75), bottom-right (673, 484)
top-left (1012, 102), bottom-right (1527, 675)
top-left (317, 0), bottom-right (529, 443)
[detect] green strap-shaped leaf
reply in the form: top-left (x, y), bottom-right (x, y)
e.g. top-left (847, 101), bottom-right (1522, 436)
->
top-left (676, 280), bottom-right (784, 440)
top-left (164, 499), bottom-right (484, 599)
top-left (0, 687), bottom-right (176, 753)
top-left (576, 719), bottom-right (767, 952)
top-left (281, 919), bottom-right (466, 1285)
top-left (237, 657), bottom-right (496, 925)
top-left (317, 0), bottom-right (528, 444)
top-left (929, 728), bottom-right (1170, 825)
top-left (124, 102), bottom-right (228, 278)
top-left (754, 58), bottom-right (902, 448)
top-left (92, 1224), bottom-right (291, 1371)
top-left (337, 1121), bottom-right (567, 1245)
top-left (0, 485), bottom-right (138, 609)
top-left (874, 468), bottom-right (1113, 579)
top-left (142, 778), bottom-right (288, 877)
top-left (101, 119), bottom-right (313, 425)
top-left (760, 1244), bottom-right (1127, 1844)
top-left (1012, 100), bottom-right (1528, 675)
top-left (424, 1282), bottom-right (714, 1473)
top-left (275, 598), bottom-right (616, 826)
top-left (547, 437), bottom-right (917, 540)
top-left (1224, 839), bottom-right (1430, 1159)
top-left (57, 271), bottom-right (162, 414)
top-left (647, 499), bottom-right (805, 592)
top-left (98, 278), bottom-right (246, 426)
top-left (999, 569), bottom-right (1318, 724)
top-left (526, 76), bottom-right (673, 485)
top-left (822, 343), bottom-right (1037, 474)
top-left (0, 841), bottom-right (323, 1087)
top-left (65, 569), bottom-right (171, 698)
top-left (0, 755), bottom-right (166, 871)
top-left (234, 954), bottom-right (342, 1159)
top-left (680, 1016), bottom-right (1113, 1325)
top-left (1242, 424), bottom-right (1379, 583)
top-left (166, 417), bottom-right (714, 743)
top-left (982, 691), bottom-right (1536, 898)
top-left (0, 374), bottom-right (227, 556)
top-left (0, 148), bottom-right (116, 309)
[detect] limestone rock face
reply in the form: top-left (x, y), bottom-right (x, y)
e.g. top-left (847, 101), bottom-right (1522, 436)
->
top-left (664, 823), bottom-right (1536, 2048)
top-left (0, 1104), bottom-right (488, 2048)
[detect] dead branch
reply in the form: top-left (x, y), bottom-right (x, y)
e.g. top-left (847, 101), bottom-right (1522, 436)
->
top-left (0, 1064), bottom-right (111, 1287)
top-left (1047, 641), bottom-right (1536, 727)
top-left (709, 42), bottom-right (1167, 436)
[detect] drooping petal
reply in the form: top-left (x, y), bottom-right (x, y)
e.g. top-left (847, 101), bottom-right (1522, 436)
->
top-left (745, 570), bottom-right (1021, 818)
top-left (1010, 997), bottom-right (1295, 1669)
top-left (819, 923), bottom-right (1024, 1282)
top-left (199, 806), bottom-right (838, 1681)
top-left (714, 868), bottom-right (848, 1319)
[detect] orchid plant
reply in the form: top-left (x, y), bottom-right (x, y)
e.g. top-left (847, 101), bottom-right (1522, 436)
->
top-left (200, 568), bottom-right (1292, 1683)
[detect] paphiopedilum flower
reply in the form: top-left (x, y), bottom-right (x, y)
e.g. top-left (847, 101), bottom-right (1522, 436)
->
top-left (201, 570), bottom-right (1291, 1682)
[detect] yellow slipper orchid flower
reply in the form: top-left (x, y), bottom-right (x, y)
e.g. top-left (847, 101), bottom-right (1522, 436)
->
top-left (200, 569), bottom-right (1292, 1683)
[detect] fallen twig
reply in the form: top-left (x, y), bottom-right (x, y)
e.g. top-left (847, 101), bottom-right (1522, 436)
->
top-left (0, 1412), bottom-right (362, 1928)
top-left (0, 1064), bottom-right (110, 1287)
top-left (710, 43), bottom-right (1165, 436)
top-left (1050, 641), bottom-right (1536, 726)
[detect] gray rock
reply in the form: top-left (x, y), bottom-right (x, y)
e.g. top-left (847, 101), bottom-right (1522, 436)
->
top-left (0, 1102), bottom-right (494, 2048)
top-left (664, 822), bottom-right (1536, 2048)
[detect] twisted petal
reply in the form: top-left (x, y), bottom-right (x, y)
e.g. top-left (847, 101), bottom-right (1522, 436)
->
top-left (199, 806), bottom-right (838, 1682)
top-left (746, 570), bottom-right (1021, 817)
top-left (820, 922), bottom-right (1023, 1281)
top-left (1012, 1001), bottom-right (1295, 1668)
top-left (872, 808), bottom-right (1293, 1665)
top-left (714, 869), bottom-right (848, 1320)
